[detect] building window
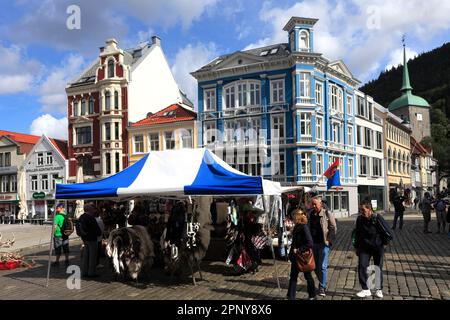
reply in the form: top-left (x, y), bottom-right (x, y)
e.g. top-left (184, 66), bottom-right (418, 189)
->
top-left (368, 102), bottom-right (373, 120)
top-left (348, 125), bottom-right (353, 145)
top-left (1, 176), bottom-right (9, 192)
top-left (348, 158), bottom-right (354, 178)
top-left (376, 132), bottom-right (382, 151)
top-left (204, 122), bottom-right (216, 144)
top-left (41, 174), bottom-right (49, 190)
top-left (10, 175), bottom-right (16, 192)
top-left (299, 30), bottom-right (309, 50)
top-left (316, 117), bottom-right (323, 140)
top-left (37, 153), bottom-right (44, 166)
top-left (80, 98), bottom-right (86, 115)
top-left (417, 113), bottom-right (423, 121)
top-left (357, 96), bottom-right (365, 117)
top-left (149, 133), bottom-right (159, 151)
top-left (315, 82), bottom-right (323, 106)
top-left (301, 153), bottom-right (312, 175)
top-left (249, 82), bottom-right (261, 106)
top-left (81, 156), bottom-right (93, 175)
top-left (134, 135), bottom-right (144, 153)
top-left (356, 126), bottom-right (362, 146)
top-left (75, 126), bottom-right (92, 145)
top-left (271, 115), bottom-right (285, 142)
top-left (316, 154), bottom-right (323, 176)
top-left (105, 123), bottom-right (111, 141)
top-left (114, 91), bottom-right (119, 110)
top-left (31, 175), bottom-right (38, 192)
top-left (272, 152), bottom-right (285, 176)
top-left (373, 158), bottom-right (382, 177)
top-left (332, 123), bottom-right (340, 143)
top-left (89, 96), bottom-right (94, 114)
top-left (300, 73), bottom-right (310, 98)
top-left (105, 153), bottom-right (111, 175)
top-left (204, 88), bottom-right (216, 111)
top-left (0, 154), bottom-right (3, 167)
top-left (300, 113), bottom-right (312, 136)
top-left (165, 131), bottom-right (175, 150)
top-left (108, 59), bottom-right (114, 78)
top-left (105, 91), bottom-right (111, 110)
top-left (364, 128), bottom-right (373, 149)
top-left (330, 85), bottom-right (341, 112)
top-left (271, 79), bottom-right (284, 104)
top-left (181, 129), bottom-right (193, 149)
top-left (73, 100), bottom-right (78, 117)
top-left (115, 152), bottom-right (120, 173)
top-left (347, 96), bottom-right (352, 115)
top-left (115, 123), bottom-right (119, 140)
top-left (359, 155), bottom-right (368, 176)
top-left (46, 152), bottom-right (53, 165)
top-left (51, 174), bottom-right (59, 190)
top-left (224, 86), bottom-right (235, 109)
top-left (4, 153), bottom-right (11, 167)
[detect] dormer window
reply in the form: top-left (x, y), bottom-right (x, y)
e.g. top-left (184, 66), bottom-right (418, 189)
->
top-left (299, 30), bottom-right (309, 51)
top-left (108, 59), bottom-right (114, 78)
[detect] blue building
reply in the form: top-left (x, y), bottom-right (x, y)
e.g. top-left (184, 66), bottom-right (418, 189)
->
top-left (191, 17), bottom-right (361, 217)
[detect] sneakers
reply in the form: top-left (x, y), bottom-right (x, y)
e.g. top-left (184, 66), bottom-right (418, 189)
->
top-left (318, 288), bottom-right (326, 296)
top-left (375, 290), bottom-right (383, 298)
top-left (356, 289), bottom-right (372, 298)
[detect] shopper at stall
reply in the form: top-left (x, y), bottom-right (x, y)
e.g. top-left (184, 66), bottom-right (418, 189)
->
top-left (52, 203), bottom-right (70, 267)
top-left (78, 203), bottom-right (102, 278)
top-left (243, 210), bottom-right (260, 273)
top-left (287, 209), bottom-right (316, 300)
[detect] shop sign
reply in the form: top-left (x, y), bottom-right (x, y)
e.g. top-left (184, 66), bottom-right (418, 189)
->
top-left (32, 192), bottom-right (46, 199)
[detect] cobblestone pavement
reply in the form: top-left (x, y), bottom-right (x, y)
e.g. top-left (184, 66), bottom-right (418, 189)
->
top-left (0, 213), bottom-right (449, 300)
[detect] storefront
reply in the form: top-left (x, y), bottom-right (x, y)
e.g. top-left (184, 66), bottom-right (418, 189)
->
top-left (357, 186), bottom-right (385, 211)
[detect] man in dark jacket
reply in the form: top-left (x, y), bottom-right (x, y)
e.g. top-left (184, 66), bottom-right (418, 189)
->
top-left (420, 192), bottom-right (433, 233)
top-left (79, 203), bottom-right (102, 277)
top-left (392, 194), bottom-right (406, 230)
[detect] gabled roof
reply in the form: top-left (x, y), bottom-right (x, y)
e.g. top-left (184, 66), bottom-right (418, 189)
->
top-left (411, 136), bottom-right (430, 155)
top-left (131, 104), bottom-right (197, 127)
top-left (193, 43), bottom-right (291, 73)
top-left (329, 60), bottom-right (354, 78)
top-left (0, 130), bottom-right (67, 157)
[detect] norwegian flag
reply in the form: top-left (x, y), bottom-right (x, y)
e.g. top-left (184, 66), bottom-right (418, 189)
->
top-left (324, 158), bottom-right (341, 190)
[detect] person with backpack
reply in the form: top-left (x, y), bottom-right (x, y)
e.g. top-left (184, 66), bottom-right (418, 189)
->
top-left (433, 196), bottom-right (448, 234)
top-left (308, 196), bottom-right (337, 297)
top-left (392, 193), bottom-right (406, 230)
top-left (354, 200), bottom-right (392, 299)
top-left (420, 192), bottom-right (433, 234)
top-left (52, 203), bottom-right (71, 267)
top-left (77, 203), bottom-right (102, 278)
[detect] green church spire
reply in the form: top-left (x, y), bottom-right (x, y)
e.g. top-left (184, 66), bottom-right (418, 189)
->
top-left (401, 36), bottom-right (413, 92)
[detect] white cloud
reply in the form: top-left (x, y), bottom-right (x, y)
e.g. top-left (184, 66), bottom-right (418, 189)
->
top-left (171, 42), bottom-right (219, 110)
top-left (30, 114), bottom-right (68, 140)
top-left (0, 44), bottom-right (39, 94)
top-left (385, 47), bottom-right (418, 71)
top-left (250, 0), bottom-right (450, 82)
top-left (39, 54), bottom-right (86, 114)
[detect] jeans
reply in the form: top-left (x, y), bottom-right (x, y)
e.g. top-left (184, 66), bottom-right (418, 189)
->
top-left (82, 241), bottom-right (98, 277)
top-left (53, 236), bottom-right (69, 256)
top-left (358, 246), bottom-right (384, 290)
top-left (422, 212), bottom-right (431, 231)
top-left (436, 211), bottom-right (447, 232)
top-left (312, 243), bottom-right (330, 290)
top-left (392, 210), bottom-right (404, 229)
top-left (287, 261), bottom-right (316, 299)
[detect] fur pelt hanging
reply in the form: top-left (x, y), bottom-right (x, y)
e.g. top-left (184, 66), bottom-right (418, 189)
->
top-left (163, 197), bottom-right (213, 278)
top-left (106, 225), bottom-right (155, 280)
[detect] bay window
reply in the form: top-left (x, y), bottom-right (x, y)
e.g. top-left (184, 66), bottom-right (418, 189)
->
top-left (301, 153), bottom-right (312, 175)
top-left (300, 73), bottom-right (310, 97)
top-left (300, 113), bottom-right (312, 136)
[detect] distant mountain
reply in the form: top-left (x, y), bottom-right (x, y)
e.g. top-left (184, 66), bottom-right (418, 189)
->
top-left (360, 42), bottom-right (450, 117)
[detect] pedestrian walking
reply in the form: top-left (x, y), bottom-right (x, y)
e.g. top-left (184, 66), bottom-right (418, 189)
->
top-left (354, 200), bottom-right (392, 298)
top-left (420, 192), bottom-right (433, 234)
top-left (52, 203), bottom-right (70, 267)
top-left (414, 198), bottom-right (419, 210)
top-left (392, 193), bottom-right (406, 230)
top-left (77, 203), bottom-right (102, 278)
top-left (433, 196), bottom-right (448, 234)
top-left (308, 196), bottom-right (337, 297)
top-left (287, 209), bottom-right (316, 300)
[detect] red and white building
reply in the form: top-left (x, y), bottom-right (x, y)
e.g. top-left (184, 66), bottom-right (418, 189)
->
top-left (66, 36), bottom-right (191, 181)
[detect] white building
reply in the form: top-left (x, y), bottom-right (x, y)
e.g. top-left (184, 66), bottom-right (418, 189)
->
top-left (23, 135), bottom-right (68, 220)
top-left (355, 92), bottom-right (385, 210)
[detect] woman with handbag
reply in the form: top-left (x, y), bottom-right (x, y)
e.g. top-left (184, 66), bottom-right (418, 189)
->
top-left (287, 209), bottom-right (316, 300)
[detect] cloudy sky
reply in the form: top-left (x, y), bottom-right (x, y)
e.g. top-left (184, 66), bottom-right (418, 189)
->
top-left (0, 0), bottom-right (449, 140)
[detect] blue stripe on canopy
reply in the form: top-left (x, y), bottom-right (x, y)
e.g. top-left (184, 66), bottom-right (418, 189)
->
top-left (55, 154), bottom-right (149, 199)
top-left (184, 149), bottom-right (263, 195)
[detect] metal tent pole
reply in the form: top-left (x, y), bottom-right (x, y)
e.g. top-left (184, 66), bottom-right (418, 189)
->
top-left (45, 213), bottom-right (57, 287)
top-left (265, 196), bottom-right (281, 293)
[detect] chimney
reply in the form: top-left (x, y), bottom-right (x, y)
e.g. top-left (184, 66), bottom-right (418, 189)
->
top-left (151, 36), bottom-right (161, 46)
top-left (146, 112), bottom-right (153, 118)
top-left (105, 38), bottom-right (118, 51)
top-left (99, 46), bottom-right (105, 53)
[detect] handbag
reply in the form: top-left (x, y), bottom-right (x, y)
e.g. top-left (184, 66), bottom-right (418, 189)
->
top-left (294, 248), bottom-right (315, 272)
top-left (236, 249), bottom-right (253, 271)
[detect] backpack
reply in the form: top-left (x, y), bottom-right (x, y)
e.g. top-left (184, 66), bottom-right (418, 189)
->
top-left (435, 200), bottom-right (446, 212)
top-left (60, 215), bottom-right (73, 238)
top-left (75, 219), bottom-right (88, 238)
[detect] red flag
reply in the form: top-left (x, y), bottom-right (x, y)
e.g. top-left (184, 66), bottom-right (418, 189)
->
top-left (324, 158), bottom-right (339, 179)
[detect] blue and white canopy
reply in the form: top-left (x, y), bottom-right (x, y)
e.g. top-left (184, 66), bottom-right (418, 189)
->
top-left (55, 148), bottom-right (281, 199)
